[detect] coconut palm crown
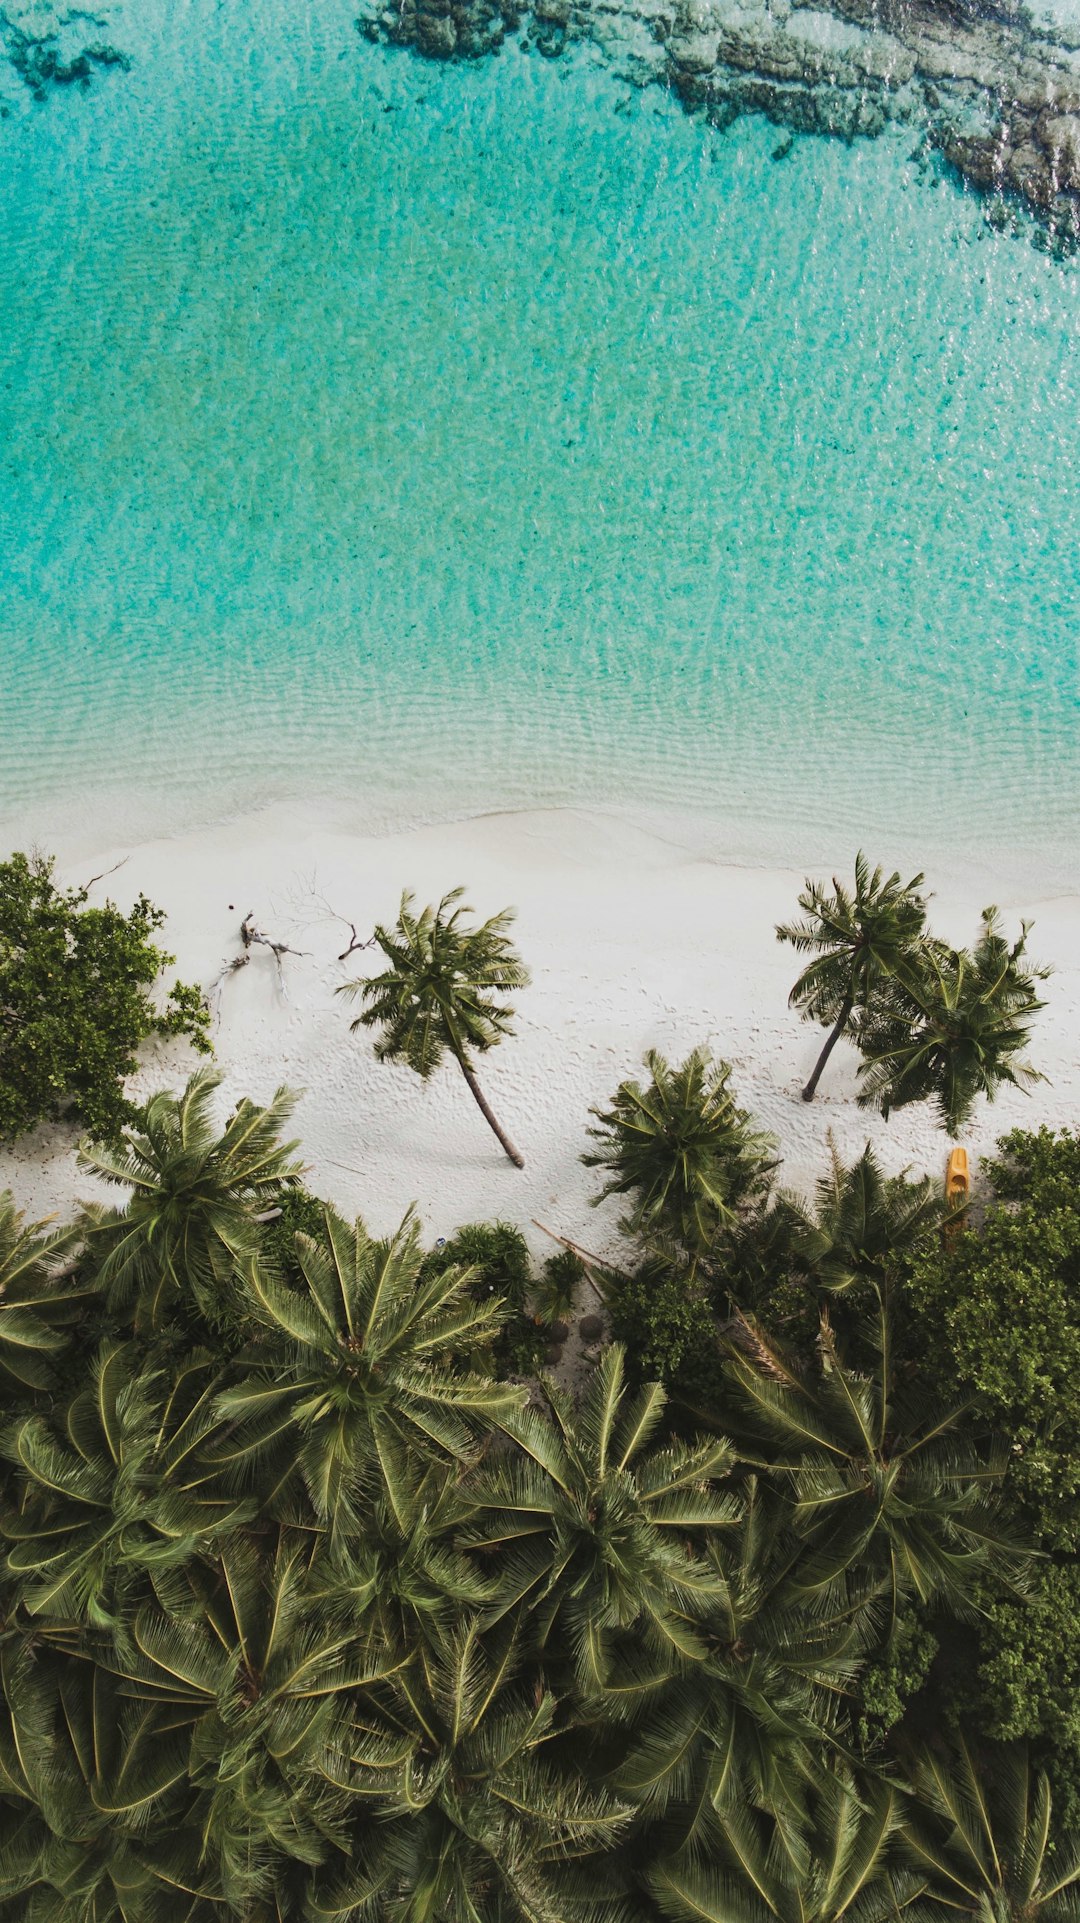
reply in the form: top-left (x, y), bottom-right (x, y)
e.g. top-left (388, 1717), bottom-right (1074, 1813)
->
top-left (465, 1342), bottom-right (738, 1690)
top-left (583, 1048), bottom-right (776, 1257)
top-left (339, 887), bottom-right (530, 1168)
top-left (213, 1204), bottom-right (524, 1534)
top-left (777, 854), bottom-right (931, 1102)
top-left (78, 1067), bottom-right (303, 1335)
top-left (855, 909), bottom-right (1049, 1137)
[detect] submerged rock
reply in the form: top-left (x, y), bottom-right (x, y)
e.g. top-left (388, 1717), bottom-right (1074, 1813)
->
top-left (0, 4), bottom-right (131, 97)
top-left (356, 0), bottom-right (1080, 239)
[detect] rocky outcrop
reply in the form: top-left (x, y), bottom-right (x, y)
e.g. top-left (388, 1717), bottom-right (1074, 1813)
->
top-left (357, 0), bottom-right (1080, 241)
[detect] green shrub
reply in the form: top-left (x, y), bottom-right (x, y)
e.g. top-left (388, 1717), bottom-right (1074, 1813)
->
top-left (855, 1607), bottom-right (939, 1746)
top-left (422, 1220), bottom-right (545, 1375)
top-left (535, 1248), bottom-right (584, 1325)
top-left (603, 1254), bottom-right (723, 1408)
top-left (0, 850), bottom-right (210, 1143)
top-left (905, 1127), bottom-right (1080, 1549)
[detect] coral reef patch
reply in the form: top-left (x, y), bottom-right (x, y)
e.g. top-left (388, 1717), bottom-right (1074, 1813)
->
top-left (1, 3), bottom-right (129, 99)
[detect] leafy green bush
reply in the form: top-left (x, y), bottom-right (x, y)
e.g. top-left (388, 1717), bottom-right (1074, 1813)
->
top-left (0, 850), bottom-right (210, 1143)
top-left (905, 1127), bottom-right (1080, 1550)
top-left (535, 1247), bottom-right (584, 1325)
top-left (854, 1607), bottom-right (939, 1746)
top-left (422, 1219), bottom-right (545, 1375)
top-left (603, 1253), bottom-right (723, 1408)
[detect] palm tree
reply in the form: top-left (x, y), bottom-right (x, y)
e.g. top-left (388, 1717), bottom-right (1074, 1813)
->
top-left (214, 1204), bottom-right (524, 1533)
top-left (777, 854), bottom-right (931, 1102)
top-left (463, 1343), bottom-right (738, 1692)
top-left (906, 1737), bottom-right (1080, 1922)
top-left (0, 1645), bottom-right (216, 1923)
top-left (308, 1461), bottom-right (498, 1664)
top-left (109, 1528), bottom-right (392, 1913)
top-left (649, 1765), bottom-right (928, 1923)
top-left (339, 887), bottom-right (530, 1168)
top-left (789, 1139), bottom-right (950, 1299)
top-left (855, 910), bottom-right (1049, 1136)
top-left (614, 1476), bottom-right (868, 1855)
top-left (306, 1616), bottom-right (633, 1923)
top-left (583, 1049), bottom-right (776, 1256)
top-left (725, 1302), bottom-right (1025, 1628)
top-left (0, 1193), bottom-right (84, 1402)
top-left (78, 1068), bottom-right (303, 1335)
top-left (1, 1338), bottom-right (249, 1627)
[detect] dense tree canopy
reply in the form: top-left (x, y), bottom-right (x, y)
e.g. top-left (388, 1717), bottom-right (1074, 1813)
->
top-left (3, 1069), bottom-right (1078, 1922)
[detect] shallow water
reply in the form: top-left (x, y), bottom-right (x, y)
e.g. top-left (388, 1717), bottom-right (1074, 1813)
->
top-left (1, 0), bottom-right (1077, 881)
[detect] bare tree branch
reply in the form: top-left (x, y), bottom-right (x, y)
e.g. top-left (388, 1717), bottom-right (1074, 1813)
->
top-left (239, 914), bottom-right (310, 1002)
top-left (82, 856), bottom-right (130, 893)
top-left (275, 871), bottom-right (377, 960)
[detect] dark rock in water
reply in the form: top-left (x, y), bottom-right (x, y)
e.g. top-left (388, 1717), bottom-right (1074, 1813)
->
top-left (354, 0), bottom-right (1080, 239)
top-left (416, 7), bottom-right (460, 55)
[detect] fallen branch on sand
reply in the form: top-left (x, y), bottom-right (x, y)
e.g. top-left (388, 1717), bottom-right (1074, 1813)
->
top-left (239, 913), bottom-right (309, 1000)
top-left (207, 913), bottom-right (310, 1014)
top-left (276, 873), bottom-right (378, 960)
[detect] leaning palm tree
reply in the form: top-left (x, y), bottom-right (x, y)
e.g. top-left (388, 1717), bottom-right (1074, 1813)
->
top-left (78, 1067), bottom-right (303, 1334)
top-left (906, 1737), bottom-right (1080, 1922)
top-left (777, 854), bottom-right (931, 1102)
top-left (725, 1302), bottom-right (1025, 1629)
top-left (214, 1204), bottom-right (524, 1533)
top-left (464, 1342), bottom-right (738, 1691)
top-left (855, 910), bottom-right (1049, 1136)
top-left (583, 1049), bottom-right (776, 1256)
top-left (0, 1193), bottom-right (84, 1402)
top-left (339, 887), bottom-right (530, 1167)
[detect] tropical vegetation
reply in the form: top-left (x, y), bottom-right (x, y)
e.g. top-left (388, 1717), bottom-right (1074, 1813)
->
top-left (0, 853), bottom-right (1071, 1919)
top-left (778, 856), bottom-right (1047, 1129)
top-left (1, 1062), bottom-right (1078, 1920)
top-left (0, 849), bottom-right (209, 1143)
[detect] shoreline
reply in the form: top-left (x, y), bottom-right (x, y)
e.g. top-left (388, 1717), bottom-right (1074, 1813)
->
top-left (3, 799), bottom-right (1077, 1246)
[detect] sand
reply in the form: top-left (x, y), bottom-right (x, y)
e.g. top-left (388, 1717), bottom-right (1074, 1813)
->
top-left (2, 802), bottom-right (1078, 1253)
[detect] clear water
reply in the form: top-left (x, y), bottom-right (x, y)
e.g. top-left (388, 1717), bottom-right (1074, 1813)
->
top-left (1, 0), bottom-right (1078, 882)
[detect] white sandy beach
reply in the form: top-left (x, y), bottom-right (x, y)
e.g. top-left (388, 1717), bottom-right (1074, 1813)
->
top-left (2, 802), bottom-right (1078, 1250)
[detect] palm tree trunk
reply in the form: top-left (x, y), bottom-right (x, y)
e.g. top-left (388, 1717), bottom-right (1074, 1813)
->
top-left (458, 1058), bottom-right (525, 1168)
top-left (802, 998), bottom-right (854, 1102)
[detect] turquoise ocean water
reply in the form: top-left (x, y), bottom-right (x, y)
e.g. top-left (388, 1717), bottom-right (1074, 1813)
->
top-left (1, 0), bottom-right (1077, 880)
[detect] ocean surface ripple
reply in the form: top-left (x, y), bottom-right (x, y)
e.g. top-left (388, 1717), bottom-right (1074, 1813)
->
top-left (0, 0), bottom-right (1077, 883)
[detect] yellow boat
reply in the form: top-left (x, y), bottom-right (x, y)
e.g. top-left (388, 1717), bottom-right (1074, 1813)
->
top-left (944, 1147), bottom-right (970, 1244)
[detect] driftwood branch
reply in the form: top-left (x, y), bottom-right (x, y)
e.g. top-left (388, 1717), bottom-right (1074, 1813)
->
top-left (207, 912), bottom-right (310, 1015)
top-left (239, 914), bottom-right (310, 1001)
top-left (82, 856), bottom-right (130, 893)
top-left (276, 872), bottom-right (378, 961)
top-left (207, 951), bottom-right (251, 1017)
top-left (531, 1220), bottom-right (632, 1288)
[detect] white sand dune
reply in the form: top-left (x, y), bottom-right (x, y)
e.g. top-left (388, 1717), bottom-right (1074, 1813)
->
top-left (3, 803), bottom-right (1078, 1253)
